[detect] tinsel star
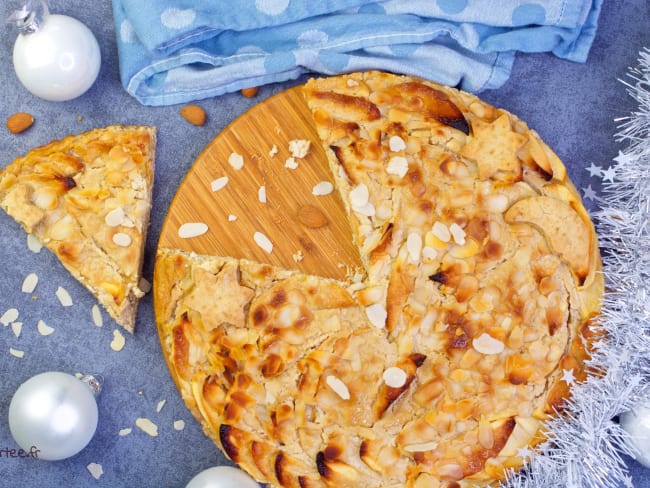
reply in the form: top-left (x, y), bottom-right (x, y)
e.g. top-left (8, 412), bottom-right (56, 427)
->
top-left (582, 185), bottom-right (597, 201)
top-left (516, 446), bottom-right (534, 461)
top-left (586, 162), bottom-right (603, 177)
top-left (561, 368), bottom-right (576, 386)
top-left (613, 150), bottom-right (634, 166)
top-left (601, 165), bottom-right (616, 183)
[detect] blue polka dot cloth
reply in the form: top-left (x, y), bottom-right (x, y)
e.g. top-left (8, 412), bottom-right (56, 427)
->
top-left (111, 0), bottom-right (603, 106)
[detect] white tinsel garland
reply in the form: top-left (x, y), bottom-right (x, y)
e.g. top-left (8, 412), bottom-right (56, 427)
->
top-left (502, 47), bottom-right (650, 488)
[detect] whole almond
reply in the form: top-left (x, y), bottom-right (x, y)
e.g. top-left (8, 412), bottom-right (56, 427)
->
top-left (180, 105), bottom-right (207, 126)
top-left (240, 87), bottom-right (259, 98)
top-left (6, 112), bottom-right (34, 134)
top-left (297, 204), bottom-right (328, 229)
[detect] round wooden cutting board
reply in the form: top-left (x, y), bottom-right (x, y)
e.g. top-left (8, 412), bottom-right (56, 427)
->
top-left (156, 86), bottom-right (362, 281)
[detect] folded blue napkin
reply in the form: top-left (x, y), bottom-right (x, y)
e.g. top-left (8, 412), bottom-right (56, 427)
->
top-left (111, 0), bottom-right (602, 106)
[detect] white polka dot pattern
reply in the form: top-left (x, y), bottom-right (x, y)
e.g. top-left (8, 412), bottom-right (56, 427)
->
top-left (120, 19), bottom-right (138, 44)
top-left (297, 30), bottom-right (329, 48)
top-left (112, 0), bottom-right (603, 106)
top-left (255, 0), bottom-right (290, 16)
top-left (160, 8), bottom-right (196, 29)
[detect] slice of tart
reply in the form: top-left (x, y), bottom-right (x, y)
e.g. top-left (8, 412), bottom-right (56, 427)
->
top-left (0, 125), bottom-right (156, 332)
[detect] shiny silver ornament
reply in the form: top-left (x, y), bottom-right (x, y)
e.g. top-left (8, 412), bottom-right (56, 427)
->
top-left (620, 402), bottom-right (650, 468)
top-left (8, 372), bottom-right (101, 461)
top-left (8, 0), bottom-right (101, 101)
top-left (185, 466), bottom-right (260, 488)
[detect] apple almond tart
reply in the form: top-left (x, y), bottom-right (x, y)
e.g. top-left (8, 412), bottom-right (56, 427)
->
top-left (0, 125), bottom-right (156, 332)
top-left (154, 72), bottom-right (603, 487)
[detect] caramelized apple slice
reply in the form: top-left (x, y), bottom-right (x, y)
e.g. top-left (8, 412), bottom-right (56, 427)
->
top-left (505, 196), bottom-right (591, 279)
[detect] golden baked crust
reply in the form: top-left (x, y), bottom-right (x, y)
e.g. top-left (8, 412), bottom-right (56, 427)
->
top-left (0, 125), bottom-right (156, 332)
top-left (154, 72), bottom-right (603, 487)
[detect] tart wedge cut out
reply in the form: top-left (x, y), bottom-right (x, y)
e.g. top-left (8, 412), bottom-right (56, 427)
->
top-left (0, 125), bottom-right (156, 332)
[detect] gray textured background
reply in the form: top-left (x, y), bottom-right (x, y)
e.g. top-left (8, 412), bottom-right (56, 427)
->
top-left (0, 0), bottom-right (649, 486)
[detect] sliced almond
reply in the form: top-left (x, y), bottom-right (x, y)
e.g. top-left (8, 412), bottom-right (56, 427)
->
top-left (407, 233), bottom-right (422, 262)
top-left (293, 250), bottom-right (304, 262)
top-left (387, 156), bottom-right (409, 178)
top-left (9, 348), bottom-right (24, 358)
top-left (21, 273), bottom-right (38, 293)
top-left (27, 234), bottom-right (42, 253)
top-left (383, 367), bottom-right (408, 388)
top-left (37, 319), bottom-right (55, 336)
top-left (253, 231), bottom-right (273, 253)
top-left (284, 157), bottom-right (299, 169)
top-left (11, 322), bottom-right (23, 338)
top-left (288, 139), bottom-right (311, 158)
top-left (178, 222), bottom-right (208, 238)
top-left (156, 400), bottom-right (167, 413)
top-left (449, 223), bottom-right (466, 245)
top-left (432, 222), bottom-right (451, 242)
top-left (403, 441), bottom-right (438, 453)
top-left (210, 176), bottom-right (229, 192)
top-left (350, 184), bottom-right (369, 208)
top-left (353, 202), bottom-right (376, 217)
top-left (110, 329), bottom-right (126, 351)
top-left (119, 215), bottom-right (135, 228)
top-left (422, 246), bottom-right (437, 261)
top-left (112, 232), bottom-right (132, 247)
top-left (56, 286), bottom-right (73, 307)
top-left (312, 181), bottom-right (334, 196)
top-left (1, 308), bottom-right (19, 325)
top-left (86, 463), bottom-right (104, 480)
top-left (118, 428), bottom-right (132, 436)
top-left (389, 135), bottom-right (406, 152)
top-left (135, 417), bottom-right (159, 437)
top-left (365, 303), bottom-right (387, 328)
top-left (472, 333), bottom-right (505, 355)
top-left (228, 152), bottom-right (244, 170)
top-left (325, 375), bottom-right (350, 400)
top-left (105, 207), bottom-right (125, 227)
top-left (91, 304), bottom-right (103, 327)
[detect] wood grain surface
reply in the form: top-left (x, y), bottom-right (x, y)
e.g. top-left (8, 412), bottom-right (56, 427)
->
top-left (156, 86), bottom-right (362, 280)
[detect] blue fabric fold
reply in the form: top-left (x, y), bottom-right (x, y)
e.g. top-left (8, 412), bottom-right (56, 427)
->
top-left (111, 0), bottom-right (603, 106)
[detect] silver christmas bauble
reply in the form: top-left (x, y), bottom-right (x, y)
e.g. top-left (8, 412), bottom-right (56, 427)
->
top-left (186, 466), bottom-right (260, 488)
top-left (8, 372), bottom-right (100, 461)
top-left (620, 402), bottom-right (650, 468)
top-left (11, 1), bottom-right (100, 102)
